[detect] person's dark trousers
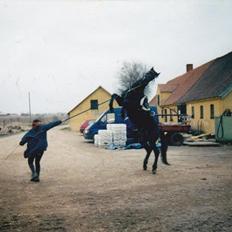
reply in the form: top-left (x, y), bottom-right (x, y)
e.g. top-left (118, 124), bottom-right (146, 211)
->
top-left (28, 152), bottom-right (44, 176)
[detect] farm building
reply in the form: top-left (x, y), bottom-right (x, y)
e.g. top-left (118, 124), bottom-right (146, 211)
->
top-left (151, 51), bottom-right (232, 134)
top-left (68, 86), bottom-right (114, 131)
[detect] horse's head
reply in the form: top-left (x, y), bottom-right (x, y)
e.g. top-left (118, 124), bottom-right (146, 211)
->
top-left (129, 67), bottom-right (160, 95)
top-left (144, 67), bottom-right (160, 81)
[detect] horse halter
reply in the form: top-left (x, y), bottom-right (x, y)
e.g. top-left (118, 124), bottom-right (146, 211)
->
top-left (140, 96), bottom-right (150, 111)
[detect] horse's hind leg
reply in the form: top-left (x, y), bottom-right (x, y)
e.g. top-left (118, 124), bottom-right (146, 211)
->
top-left (160, 132), bottom-right (170, 165)
top-left (152, 146), bottom-right (160, 174)
top-left (143, 143), bottom-right (152, 171)
top-left (149, 139), bottom-right (160, 174)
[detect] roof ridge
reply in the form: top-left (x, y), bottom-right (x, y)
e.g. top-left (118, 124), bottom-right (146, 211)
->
top-left (178, 51), bottom-right (232, 103)
top-left (68, 86), bottom-right (111, 114)
top-left (166, 60), bottom-right (214, 85)
top-left (160, 60), bottom-right (214, 106)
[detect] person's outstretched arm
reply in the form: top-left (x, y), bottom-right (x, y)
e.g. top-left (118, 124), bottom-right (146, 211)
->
top-left (42, 120), bottom-right (62, 131)
top-left (19, 132), bottom-right (30, 145)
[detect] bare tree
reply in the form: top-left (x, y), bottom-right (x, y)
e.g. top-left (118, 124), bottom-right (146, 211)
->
top-left (117, 62), bottom-right (153, 96)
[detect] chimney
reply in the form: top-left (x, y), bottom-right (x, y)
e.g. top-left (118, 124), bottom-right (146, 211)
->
top-left (186, 64), bottom-right (193, 72)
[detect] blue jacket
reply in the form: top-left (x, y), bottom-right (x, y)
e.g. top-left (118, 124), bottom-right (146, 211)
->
top-left (20, 120), bottom-right (62, 156)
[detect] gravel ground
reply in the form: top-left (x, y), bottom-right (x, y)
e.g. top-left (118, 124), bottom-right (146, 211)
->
top-left (0, 127), bottom-right (231, 232)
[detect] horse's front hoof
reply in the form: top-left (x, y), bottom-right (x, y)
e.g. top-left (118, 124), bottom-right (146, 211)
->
top-left (152, 169), bottom-right (157, 174)
top-left (143, 164), bottom-right (147, 171)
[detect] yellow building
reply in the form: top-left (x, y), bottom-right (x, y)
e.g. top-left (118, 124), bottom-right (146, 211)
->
top-left (179, 52), bottom-right (232, 134)
top-left (150, 61), bottom-right (211, 123)
top-left (151, 51), bottom-right (232, 134)
top-left (185, 93), bottom-right (232, 134)
top-left (68, 86), bottom-right (113, 131)
top-left (150, 84), bottom-right (180, 123)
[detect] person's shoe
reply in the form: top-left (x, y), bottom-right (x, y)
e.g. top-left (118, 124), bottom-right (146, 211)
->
top-left (161, 155), bottom-right (170, 165)
top-left (30, 172), bottom-right (38, 181)
top-left (161, 151), bottom-right (171, 165)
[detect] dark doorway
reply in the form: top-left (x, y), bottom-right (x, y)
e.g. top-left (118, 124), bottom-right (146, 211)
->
top-left (177, 104), bottom-right (186, 122)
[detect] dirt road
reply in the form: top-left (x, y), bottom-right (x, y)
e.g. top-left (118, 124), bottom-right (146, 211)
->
top-left (0, 127), bottom-right (231, 231)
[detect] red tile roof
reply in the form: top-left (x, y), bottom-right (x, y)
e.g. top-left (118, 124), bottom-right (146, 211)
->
top-left (158, 84), bottom-right (177, 92)
top-left (179, 52), bottom-right (232, 103)
top-left (149, 95), bottom-right (158, 106)
top-left (152, 60), bottom-right (213, 106)
top-left (164, 61), bottom-right (213, 105)
top-left (151, 52), bottom-right (232, 106)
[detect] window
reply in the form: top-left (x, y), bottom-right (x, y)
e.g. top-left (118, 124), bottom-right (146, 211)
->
top-left (178, 110), bottom-right (181, 122)
top-left (90, 99), bottom-right (98, 110)
top-left (106, 113), bottom-right (115, 123)
top-left (191, 106), bottom-right (195, 119)
top-left (100, 114), bottom-right (106, 123)
top-left (170, 109), bottom-right (173, 121)
top-left (210, 104), bottom-right (215, 119)
top-left (161, 109), bottom-right (164, 118)
top-left (200, 105), bottom-right (204, 119)
top-left (157, 95), bottom-right (160, 106)
top-left (164, 109), bottom-right (168, 122)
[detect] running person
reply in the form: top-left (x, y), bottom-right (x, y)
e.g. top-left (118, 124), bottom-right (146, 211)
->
top-left (19, 119), bottom-right (62, 182)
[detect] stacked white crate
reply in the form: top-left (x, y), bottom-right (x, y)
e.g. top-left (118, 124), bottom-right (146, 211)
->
top-left (94, 124), bottom-right (127, 148)
top-left (94, 134), bottom-right (99, 146)
top-left (96, 130), bottom-right (113, 147)
top-left (107, 124), bottom-right (127, 148)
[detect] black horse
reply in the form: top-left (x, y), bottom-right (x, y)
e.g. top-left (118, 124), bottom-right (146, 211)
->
top-left (109, 68), bottom-right (170, 174)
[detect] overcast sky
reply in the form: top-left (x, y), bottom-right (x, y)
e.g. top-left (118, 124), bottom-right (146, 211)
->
top-left (0, 0), bottom-right (232, 114)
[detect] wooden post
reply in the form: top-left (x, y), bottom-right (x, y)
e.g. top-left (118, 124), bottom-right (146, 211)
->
top-left (28, 92), bottom-right (32, 123)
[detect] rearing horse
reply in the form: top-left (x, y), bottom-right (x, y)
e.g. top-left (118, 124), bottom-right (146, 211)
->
top-left (109, 67), bottom-right (170, 174)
